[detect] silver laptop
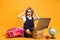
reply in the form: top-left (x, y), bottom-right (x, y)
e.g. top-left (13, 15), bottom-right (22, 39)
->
top-left (37, 18), bottom-right (51, 30)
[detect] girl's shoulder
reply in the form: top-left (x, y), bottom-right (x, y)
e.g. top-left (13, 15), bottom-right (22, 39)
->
top-left (22, 16), bottom-right (26, 22)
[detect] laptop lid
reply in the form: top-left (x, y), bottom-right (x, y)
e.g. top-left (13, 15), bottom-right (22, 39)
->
top-left (37, 18), bottom-right (51, 30)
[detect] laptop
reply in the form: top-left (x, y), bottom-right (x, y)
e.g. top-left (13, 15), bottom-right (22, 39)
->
top-left (37, 18), bottom-right (51, 30)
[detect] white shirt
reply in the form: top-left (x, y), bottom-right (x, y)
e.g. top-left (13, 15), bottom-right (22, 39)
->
top-left (22, 16), bottom-right (33, 23)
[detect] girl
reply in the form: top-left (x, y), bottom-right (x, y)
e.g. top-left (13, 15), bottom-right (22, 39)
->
top-left (18, 7), bottom-right (40, 38)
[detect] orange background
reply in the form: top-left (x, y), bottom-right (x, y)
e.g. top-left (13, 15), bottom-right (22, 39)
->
top-left (0, 0), bottom-right (60, 40)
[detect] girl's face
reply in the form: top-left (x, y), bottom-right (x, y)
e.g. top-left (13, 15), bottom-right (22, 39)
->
top-left (27, 9), bottom-right (32, 16)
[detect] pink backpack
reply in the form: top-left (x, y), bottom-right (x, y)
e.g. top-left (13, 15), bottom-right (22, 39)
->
top-left (7, 27), bottom-right (24, 38)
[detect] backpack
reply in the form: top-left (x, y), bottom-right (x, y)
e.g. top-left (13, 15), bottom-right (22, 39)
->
top-left (7, 27), bottom-right (24, 38)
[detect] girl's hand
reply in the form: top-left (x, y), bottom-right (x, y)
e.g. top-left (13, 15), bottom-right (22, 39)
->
top-left (32, 9), bottom-right (37, 15)
top-left (23, 9), bottom-right (26, 13)
top-left (34, 11), bottom-right (40, 19)
top-left (26, 29), bottom-right (31, 34)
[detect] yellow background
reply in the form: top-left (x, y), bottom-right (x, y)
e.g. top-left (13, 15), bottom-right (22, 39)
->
top-left (0, 0), bottom-right (60, 40)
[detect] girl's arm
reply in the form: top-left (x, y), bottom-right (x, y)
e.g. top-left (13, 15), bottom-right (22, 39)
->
top-left (18, 10), bottom-right (25, 19)
top-left (34, 11), bottom-right (40, 20)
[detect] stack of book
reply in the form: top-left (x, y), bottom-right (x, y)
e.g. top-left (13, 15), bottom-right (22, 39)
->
top-left (33, 28), bottom-right (44, 39)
